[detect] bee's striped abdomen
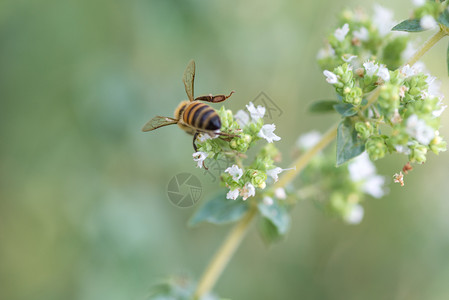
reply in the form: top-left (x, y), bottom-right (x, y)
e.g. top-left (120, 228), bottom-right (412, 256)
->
top-left (183, 101), bottom-right (221, 131)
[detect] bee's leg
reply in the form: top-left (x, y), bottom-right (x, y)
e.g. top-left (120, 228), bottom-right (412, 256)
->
top-left (193, 132), bottom-right (199, 152)
top-left (192, 132), bottom-right (208, 170)
top-left (217, 131), bottom-right (240, 139)
top-left (195, 91), bottom-right (235, 103)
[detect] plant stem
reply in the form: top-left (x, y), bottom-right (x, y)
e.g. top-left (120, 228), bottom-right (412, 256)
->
top-left (407, 27), bottom-right (447, 67)
top-left (272, 122), bottom-right (339, 190)
top-left (193, 26), bottom-right (448, 300)
top-left (193, 205), bottom-right (257, 300)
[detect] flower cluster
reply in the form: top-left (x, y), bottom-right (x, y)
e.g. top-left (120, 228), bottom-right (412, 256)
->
top-left (318, 6), bottom-right (446, 168)
top-left (297, 132), bottom-right (386, 224)
top-left (317, 5), bottom-right (411, 72)
top-left (193, 103), bottom-right (288, 202)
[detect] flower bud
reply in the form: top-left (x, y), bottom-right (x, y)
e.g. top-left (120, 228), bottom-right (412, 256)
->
top-left (366, 136), bottom-right (387, 161)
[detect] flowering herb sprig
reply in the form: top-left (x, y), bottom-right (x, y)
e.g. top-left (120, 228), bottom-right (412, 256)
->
top-left (150, 2), bottom-right (449, 300)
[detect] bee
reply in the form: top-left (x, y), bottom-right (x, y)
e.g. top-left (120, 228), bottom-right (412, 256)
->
top-left (142, 60), bottom-right (236, 152)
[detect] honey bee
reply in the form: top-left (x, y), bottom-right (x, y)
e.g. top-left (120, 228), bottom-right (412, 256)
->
top-left (142, 60), bottom-right (236, 151)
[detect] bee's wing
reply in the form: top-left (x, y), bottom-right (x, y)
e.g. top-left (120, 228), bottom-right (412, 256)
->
top-left (142, 116), bottom-right (178, 132)
top-left (183, 59), bottom-right (195, 102)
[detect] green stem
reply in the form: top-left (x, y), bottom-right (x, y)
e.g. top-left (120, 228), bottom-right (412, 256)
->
top-left (193, 26), bottom-right (448, 300)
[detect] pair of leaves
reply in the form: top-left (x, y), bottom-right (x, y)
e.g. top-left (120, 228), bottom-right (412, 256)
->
top-left (309, 100), bottom-right (357, 117)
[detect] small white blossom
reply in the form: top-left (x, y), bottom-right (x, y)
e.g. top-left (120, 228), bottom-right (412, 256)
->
top-left (377, 66), bottom-right (390, 81)
top-left (197, 133), bottom-right (215, 143)
top-left (296, 131), bottom-right (322, 150)
top-left (413, 0), bottom-right (426, 7)
top-left (420, 15), bottom-right (437, 30)
top-left (241, 182), bottom-right (255, 200)
top-left (263, 196), bottom-right (274, 206)
top-left (363, 61), bottom-right (379, 77)
top-left (226, 188), bottom-right (239, 200)
top-left (362, 175), bottom-right (386, 198)
top-left (373, 4), bottom-right (395, 37)
top-left (192, 151), bottom-right (208, 168)
top-left (348, 152), bottom-right (376, 181)
top-left (425, 75), bottom-right (443, 99)
top-left (399, 64), bottom-right (418, 78)
top-left (246, 102), bottom-right (266, 121)
top-left (323, 70), bottom-right (338, 84)
top-left (225, 164), bottom-right (243, 182)
top-left (234, 110), bottom-right (250, 127)
top-left (395, 145), bottom-right (411, 155)
top-left (399, 85), bottom-right (409, 98)
top-left (258, 124), bottom-right (281, 143)
top-left (348, 152), bottom-right (386, 198)
top-left (406, 114), bottom-right (435, 145)
top-left (317, 44), bottom-right (336, 59)
top-left (353, 26), bottom-right (369, 41)
top-left (342, 55), bottom-right (358, 63)
top-left (274, 187), bottom-right (287, 200)
top-left (433, 102), bottom-right (447, 117)
top-left (334, 23), bottom-right (350, 41)
top-left (345, 204), bottom-right (364, 225)
top-left (267, 167), bottom-right (295, 182)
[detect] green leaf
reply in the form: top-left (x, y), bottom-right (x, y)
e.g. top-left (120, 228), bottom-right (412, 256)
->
top-left (334, 103), bottom-right (357, 117)
top-left (257, 201), bottom-right (290, 235)
top-left (438, 9), bottom-right (449, 28)
top-left (392, 19), bottom-right (426, 32)
top-left (258, 217), bottom-right (284, 245)
top-left (336, 118), bottom-right (365, 166)
top-left (309, 100), bottom-right (338, 113)
top-left (189, 192), bottom-right (249, 226)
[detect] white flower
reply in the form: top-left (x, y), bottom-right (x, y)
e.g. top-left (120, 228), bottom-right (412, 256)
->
top-left (274, 187), bottom-right (287, 200)
top-left (296, 130), bottom-right (322, 150)
top-left (406, 114), bottom-right (435, 145)
top-left (399, 64), bottom-right (418, 78)
top-left (425, 75), bottom-right (443, 99)
top-left (241, 182), bottom-right (255, 200)
top-left (433, 103), bottom-right (447, 117)
top-left (353, 26), bottom-right (369, 41)
top-left (197, 133), bottom-right (214, 143)
top-left (267, 167), bottom-right (295, 182)
top-left (234, 109), bottom-right (250, 127)
top-left (263, 196), bottom-right (274, 206)
top-left (226, 188), bottom-right (239, 200)
top-left (348, 152), bottom-right (376, 181)
top-left (420, 15), bottom-right (437, 30)
top-left (373, 4), bottom-right (394, 37)
top-left (246, 102), bottom-right (266, 121)
top-left (363, 61), bottom-right (379, 77)
top-left (362, 175), bottom-right (385, 198)
top-left (225, 164), bottom-right (243, 182)
top-left (377, 66), bottom-right (390, 81)
top-left (192, 151), bottom-right (208, 168)
top-left (334, 23), bottom-right (350, 41)
top-left (348, 152), bottom-right (386, 198)
top-left (345, 204), bottom-right (364, 225)
top-left (395, 145), bottom-right (411, 155)
top-left (316, 44), bottom-right (335, 59)
top-left (323, 70), bottom-right (338, 84)
top-left (413, 0), bottom-right (426, 7)
top-left (258, 124), bottom-right (281, 143)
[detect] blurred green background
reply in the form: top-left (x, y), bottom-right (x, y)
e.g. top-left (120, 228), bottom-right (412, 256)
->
top-left (2, 0), bottom-right (449, 299)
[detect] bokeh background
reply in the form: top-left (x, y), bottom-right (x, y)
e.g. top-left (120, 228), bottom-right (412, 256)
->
top-left (2, 0), bottom-right (449, 299)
